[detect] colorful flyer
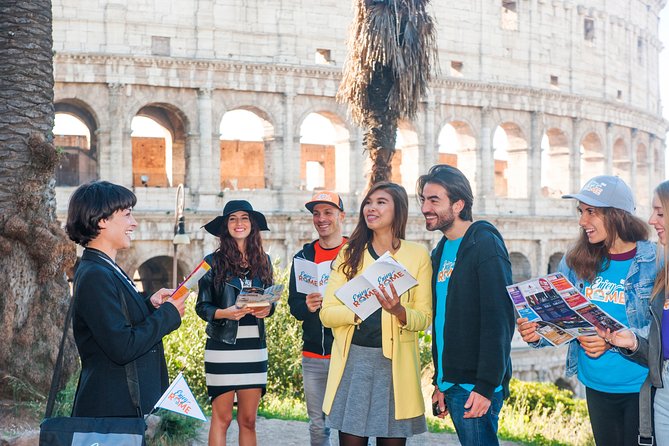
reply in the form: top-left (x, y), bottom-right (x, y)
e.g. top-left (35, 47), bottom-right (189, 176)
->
top-left (235, 284), bottom-right (284, 308)
top-left (171, 259), bottom-right (211, 300)
top-left (334, 252), bottom-right (417, 321)
top-left (293, 258), bottom-right (332, 295)
top-left (507, 272), bottom-right (627, 346)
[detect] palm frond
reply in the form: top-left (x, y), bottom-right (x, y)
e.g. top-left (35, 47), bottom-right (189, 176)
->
top-left (337, 0), bottom-right (438, 125)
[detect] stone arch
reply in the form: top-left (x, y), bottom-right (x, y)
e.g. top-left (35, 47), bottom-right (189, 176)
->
top-left (298, 110), bottom-right (351, 192)
top-left (612, 137), bottom-right (630, 184)
top-left (131, 103), bottom-right (190, 188)
top-left (493, 122), bottom-right (528, 198)
top-left (437, 120), bottom-right (478, 195)
top-left (510, 251), bottom-right (532, 283)
top-left (541, 128), bottom-right (570, 198)
top-left (392, 120), bottom-right (420, 192)
top-left (637, 142), bottom-right (650, 206)
top-left (547, 252), bottom-right (564, 274)
top-left (219, 106), bottom-right (276, 190)
top-left (580, 131), bottom-right (604, 183)
top-left (54, 99), bottom-right (100, 186)
top-left (132, 255), bottom-right (189, 298)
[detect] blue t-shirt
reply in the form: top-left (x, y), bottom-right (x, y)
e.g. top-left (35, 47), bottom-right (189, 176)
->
top-left (435, 238), bottom-right (503, 394)
top-left (577, 250), bottom-right (649, 393)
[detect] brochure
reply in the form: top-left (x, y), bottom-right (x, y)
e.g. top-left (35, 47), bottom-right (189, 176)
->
top-left (235, 284), bottom-right (284, 308)
top-left (334, 251), bottom-right (417, 321)
top-left (170, 259), bottom-right (211, 300)
top-left (507, 273), bottom-right (627, 346)
top-left (293, 257), bottom-right (332, 295)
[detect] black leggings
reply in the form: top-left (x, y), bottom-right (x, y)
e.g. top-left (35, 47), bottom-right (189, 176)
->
top-left (585, 387), bottom-right (639, 446)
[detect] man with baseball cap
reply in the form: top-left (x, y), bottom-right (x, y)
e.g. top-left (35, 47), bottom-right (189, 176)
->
top-left (288, 191), bottom-right (347, 446)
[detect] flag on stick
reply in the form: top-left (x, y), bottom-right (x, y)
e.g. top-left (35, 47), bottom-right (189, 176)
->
top-left (154, 372), bottom-right (207, 421)
top-left (171, 260), bottom-right (211, 300)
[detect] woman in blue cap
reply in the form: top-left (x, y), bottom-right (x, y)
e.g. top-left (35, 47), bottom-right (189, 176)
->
top-left (196, 200), bottom-right (274, 446)
top-left (517, 175), bottom-right (656, 446)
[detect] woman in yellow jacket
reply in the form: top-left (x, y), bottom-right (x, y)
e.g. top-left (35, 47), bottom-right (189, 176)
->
top-left (320, 182), bottom-right (433, 446)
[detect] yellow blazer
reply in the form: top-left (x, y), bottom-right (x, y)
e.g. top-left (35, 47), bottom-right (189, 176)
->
top-left (320, 240), bottom-right (433, 420)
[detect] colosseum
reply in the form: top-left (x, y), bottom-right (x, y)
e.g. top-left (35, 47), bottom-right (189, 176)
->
top-left (51, 0), bottom-right (668, 385)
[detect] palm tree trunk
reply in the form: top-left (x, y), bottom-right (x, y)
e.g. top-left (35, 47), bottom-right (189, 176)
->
top-left (364, 64), bottom-right (398, 185)
top-left (0, 0), bottom-right (77, 399)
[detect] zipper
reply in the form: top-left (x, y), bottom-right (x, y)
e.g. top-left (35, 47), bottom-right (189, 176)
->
top-left (321, 325), bottom-right (325, 356)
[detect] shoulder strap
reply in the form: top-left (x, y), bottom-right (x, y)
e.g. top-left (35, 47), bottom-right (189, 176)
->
top-left (44, 295), bottom-right (75, 418)
top-left (117, 292), bottom-right (143, 417)
top-left (44, 289), bottom-right (143, 418)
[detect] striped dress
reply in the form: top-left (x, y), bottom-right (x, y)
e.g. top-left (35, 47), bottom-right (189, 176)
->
top-left (204, 312), bottom-right (268, 399)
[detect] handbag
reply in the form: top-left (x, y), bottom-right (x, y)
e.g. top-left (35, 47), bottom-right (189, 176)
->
top-left (39, 289), bottom-right (147, 446)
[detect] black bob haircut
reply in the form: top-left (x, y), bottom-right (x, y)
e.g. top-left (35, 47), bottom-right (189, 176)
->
top-left (416, 164), bottom-right (474, 222)
top-left (66, 180), bottom-right (137, 246)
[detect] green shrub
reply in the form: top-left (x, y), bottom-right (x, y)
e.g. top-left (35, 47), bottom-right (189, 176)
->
top-left (147, 409), bottom-right (203, 446)
top-left (163, 298), bottom-right (209, 410)
top-left (506, 379), bottom-right (589, 418)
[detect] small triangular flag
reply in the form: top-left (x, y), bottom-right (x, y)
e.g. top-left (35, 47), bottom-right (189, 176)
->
top-left (154, 372), bottom-right (207, 421)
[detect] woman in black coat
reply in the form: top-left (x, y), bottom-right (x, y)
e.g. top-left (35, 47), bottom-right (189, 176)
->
top-left (65, 181), bottom-right (185, 417)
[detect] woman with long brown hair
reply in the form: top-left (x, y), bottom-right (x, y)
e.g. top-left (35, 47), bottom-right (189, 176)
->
top-left (599, 180), bottom-right (669, 445)
top-left (517, 175), bottom-right (656, 446)
top-left (196, 200), bottom-right (274, 446)
top-left (320, 182), bottom-right (432, 446)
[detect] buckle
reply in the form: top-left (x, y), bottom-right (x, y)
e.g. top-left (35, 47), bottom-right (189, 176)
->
top-left (638, 435), bottom-right (654, 446)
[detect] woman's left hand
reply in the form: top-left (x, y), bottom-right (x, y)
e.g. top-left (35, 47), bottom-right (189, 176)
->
top-left (374, 282), bottom-right (407, 325)
top-left (577, 334), bottom-right (611, 358)
top-left (150, 288), bottom-right (175, 308)
top-left (250, 305), bottom-right (271, 319)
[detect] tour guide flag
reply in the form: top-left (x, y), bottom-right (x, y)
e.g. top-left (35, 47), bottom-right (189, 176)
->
top-left (171, 259), bottom-right (211, 300)
top-left (154, 372), bottom-right (207, 421)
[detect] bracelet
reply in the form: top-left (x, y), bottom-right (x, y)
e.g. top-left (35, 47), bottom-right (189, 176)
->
top-left (630, 334), bottom-right (639, 352)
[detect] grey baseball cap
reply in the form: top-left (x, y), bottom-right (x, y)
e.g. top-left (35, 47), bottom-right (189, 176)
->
top-left (562, 175), bottom-right (635, 214)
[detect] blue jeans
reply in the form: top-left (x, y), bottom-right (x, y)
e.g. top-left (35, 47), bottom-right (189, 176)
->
top-left (302, 356), bottom-right (331, 446)
top-left (443, 385), bottom-right (503, 446)
top-left (655, 361), bottom-right (669, 446)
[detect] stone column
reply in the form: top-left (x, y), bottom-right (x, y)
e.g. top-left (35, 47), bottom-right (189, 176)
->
top-left (196, 88), bottom-right (218, 210)
top-left (422, 93), bottom-right (436, 173)
top-left (349, 127), bottom-right (367, 195)
top-left (630, 128), bottom-right (638, 193)
top-left (605, 122), bottom-right (613, 174)
top-left (529, 111), bottom-right (543, 213)
top-left (648, 134), bottom-right (657, 194)
top-left (479, 107), bottom-right (494, 207)
top-left (195, 0), bottom-right (214, 59)
top-left (570, 117), bottom-right (581, 191)
top-left (186, 131), bottom-right (200, 191)
top-left (282, 90), bottom-right (299, 190)
top-left (107, 83), bottom-right (125, 185)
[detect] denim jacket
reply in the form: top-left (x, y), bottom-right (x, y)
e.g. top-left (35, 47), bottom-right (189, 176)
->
top-left (532, 240), bottom-right (656, 377)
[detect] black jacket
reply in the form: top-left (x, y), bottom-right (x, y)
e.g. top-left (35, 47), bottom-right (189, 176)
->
top-left (195, 253), bottom-right (274, 344)
top-left (288, 241), bottom-right (334, 356)
top-left (72, 248), bottom-right (181, 417)
top-left (431, 221), bottom-right (515, 400)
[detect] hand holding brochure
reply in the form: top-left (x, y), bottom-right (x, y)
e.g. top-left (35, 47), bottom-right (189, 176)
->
top-left (334, 252), bottom-right (417, 321)
top-left (293, 258), bottom-right (332, 295)
top-left (171, 260), bottom-right (211, 300)
top-left (235, 284), bottom-right (284, 308)
top-left (506, 273), bottom-right (627, 346)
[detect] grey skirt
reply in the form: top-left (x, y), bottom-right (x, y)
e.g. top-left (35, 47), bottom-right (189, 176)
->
top-left (326, 344), bottom-right (427, 438)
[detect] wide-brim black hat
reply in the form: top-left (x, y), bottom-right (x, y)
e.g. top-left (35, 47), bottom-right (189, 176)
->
top-left (203, 200), bottom-right (269, 236)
